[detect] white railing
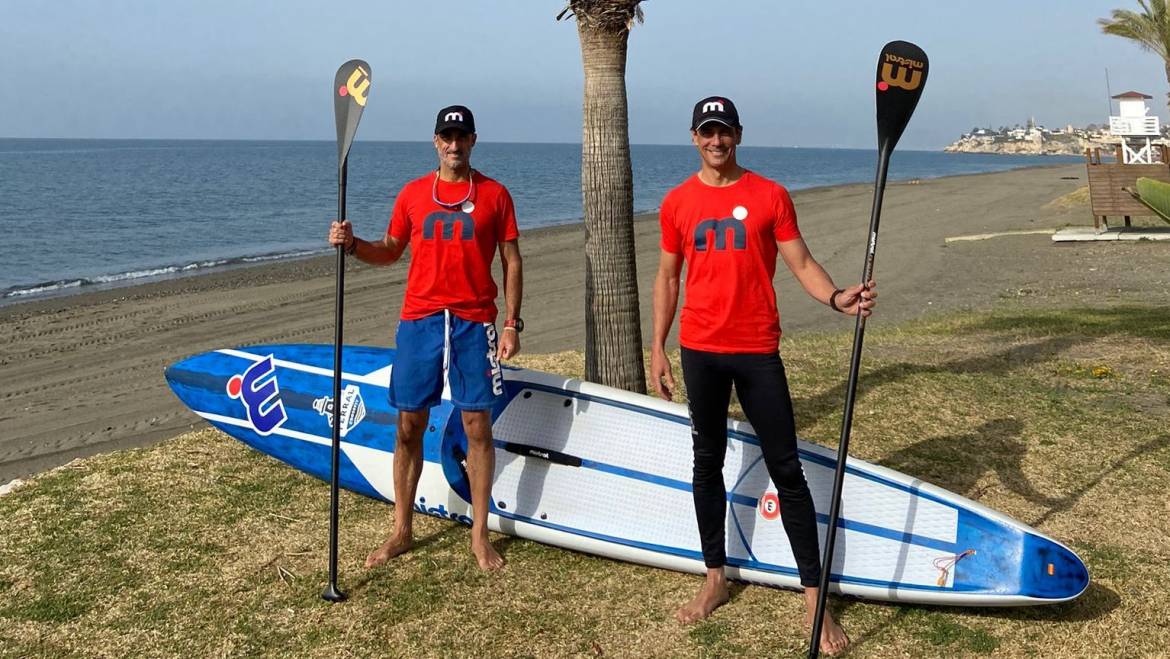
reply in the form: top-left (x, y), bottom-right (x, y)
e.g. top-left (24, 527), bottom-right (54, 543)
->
top-left (1109, 115), bottom-right (1160, 136)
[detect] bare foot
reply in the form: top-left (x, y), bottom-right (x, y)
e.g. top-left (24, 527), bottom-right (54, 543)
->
top-left (472, 538), bottom-right (505, 570)
top-left (364, 530), bottom-right (412, 568)
top-left (675, 572), bottom-right (730, 624)
top-left (803, 606), bottom-right (850, 656)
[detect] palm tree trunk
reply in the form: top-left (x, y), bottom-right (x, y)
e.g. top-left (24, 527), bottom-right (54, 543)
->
top-left (1164, 60), bottom-right (1170, 120)
top-left (577, 21), bottom-right (646, 393)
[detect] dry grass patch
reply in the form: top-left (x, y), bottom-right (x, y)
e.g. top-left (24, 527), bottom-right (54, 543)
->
top-left (2, 303), bottom-right (1168, 657)
top-left (1044, 186), bottom-right (1089, 210)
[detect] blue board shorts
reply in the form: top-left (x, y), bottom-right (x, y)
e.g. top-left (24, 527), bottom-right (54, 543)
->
top-left (389, 310), bottom-right (504, 412)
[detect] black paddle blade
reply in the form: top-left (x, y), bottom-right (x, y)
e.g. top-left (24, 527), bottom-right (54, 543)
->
top-left (333, 59), bottom-right (371, 169)
top-left (875, 41), bottom-right (927, 152)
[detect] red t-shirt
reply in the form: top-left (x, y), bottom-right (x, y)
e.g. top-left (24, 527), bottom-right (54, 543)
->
top-left (387, 171), bottom-right (520, 322)
top-left (659, 171), bottom-right (801, 354)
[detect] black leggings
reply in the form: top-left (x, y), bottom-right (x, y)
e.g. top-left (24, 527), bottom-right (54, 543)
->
top-left (680, 347), bottom-right (822, 587)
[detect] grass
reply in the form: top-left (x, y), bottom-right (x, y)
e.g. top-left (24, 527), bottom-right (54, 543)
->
top-left (1044, 186), bottom-right (1090, 210)
top-left (1045, 185), bottom-right (1170, 228)
top-left (2, 302), bottom-right (1169, 657)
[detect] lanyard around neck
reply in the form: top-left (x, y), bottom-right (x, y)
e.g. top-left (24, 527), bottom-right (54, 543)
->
top-left (432, 169), bottom-right (475, 209)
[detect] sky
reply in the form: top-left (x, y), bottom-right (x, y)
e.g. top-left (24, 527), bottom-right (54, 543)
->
top-left (1, 0), bottom-right (1166, 150)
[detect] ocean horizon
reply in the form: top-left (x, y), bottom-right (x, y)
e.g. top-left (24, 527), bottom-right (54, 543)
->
top-left (0, 138), bottom-right (1082, 304)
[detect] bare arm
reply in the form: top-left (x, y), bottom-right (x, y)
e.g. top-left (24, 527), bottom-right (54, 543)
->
top-left (498, 239), bottom-right (523, 360)
top-left (777, 237), bottom-right (876, 317)
top-left (777, 237), bottom-right (837, 304)
top-left (499, 239), bottom-right (523, 323)
top-left (650, 249), bottom-right (683, 400)
top-left (328, 220), bottom-right (407, 266)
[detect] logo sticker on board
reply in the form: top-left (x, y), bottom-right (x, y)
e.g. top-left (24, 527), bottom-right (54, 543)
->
top-left (313, 384), bottom-right (367, 437)
top-left (226, 355), bottom-right (287, 435)
top-left (758, 492), bottom-right (781, 521)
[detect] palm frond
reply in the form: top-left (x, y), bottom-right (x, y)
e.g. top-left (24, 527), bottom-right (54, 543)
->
top-left (1099, 1), bottom-right (1170, 59)
top-left (557, 0), bottom-right (646, 32)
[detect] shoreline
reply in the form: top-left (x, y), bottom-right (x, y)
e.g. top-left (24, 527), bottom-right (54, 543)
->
top-left (0, 162), bottom-right (1080, 310)
top-left (9, 162), bottom-right (1169, 484)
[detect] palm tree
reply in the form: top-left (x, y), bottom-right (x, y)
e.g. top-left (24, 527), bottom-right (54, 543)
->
top-left (558, 1), bottom-right (647, 394)
top-left (1100, 1), bottom-right (1170, 116)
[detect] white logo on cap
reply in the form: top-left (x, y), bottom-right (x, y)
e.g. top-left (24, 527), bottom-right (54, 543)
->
top-left (445, 111), bottom-right (464, 122)
top-left (702, 101), bottom-right (725, 113)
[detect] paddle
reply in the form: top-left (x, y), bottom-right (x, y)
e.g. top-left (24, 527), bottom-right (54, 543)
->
top-left (322, 58), bottom-right (371, 604)
top-left (806, 41), bottom-right (927, 657)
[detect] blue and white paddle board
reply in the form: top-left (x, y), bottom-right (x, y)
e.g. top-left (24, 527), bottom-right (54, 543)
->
top-left (164, 344), bottom-right (1088, 606)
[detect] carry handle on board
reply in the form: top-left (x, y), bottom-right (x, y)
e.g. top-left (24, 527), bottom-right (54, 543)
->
top-left (501, 442), bottom-right (583, 468)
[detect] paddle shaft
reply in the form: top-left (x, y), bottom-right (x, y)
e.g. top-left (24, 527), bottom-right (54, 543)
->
top-left (807, 146), bottom-right (890, 658)
top-left (323, 159), bottom-right (348, 602)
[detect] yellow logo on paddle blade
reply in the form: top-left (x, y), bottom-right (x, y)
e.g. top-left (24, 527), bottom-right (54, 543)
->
top-left (346, 66), bottom-right (370, 107)
top-left (880, 60), bottom-right (923, 91)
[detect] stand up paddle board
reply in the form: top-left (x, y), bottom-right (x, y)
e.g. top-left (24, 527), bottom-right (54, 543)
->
top-left (165, 344), bottom-right (1088, 606)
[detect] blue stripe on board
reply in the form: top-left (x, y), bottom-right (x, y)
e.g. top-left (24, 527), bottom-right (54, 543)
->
top-left (492, 438), bottom-right (755, 507)
top-left (829, 515), bottom-right (957, 553)
top-left (490, 507), bottom-right (974, 594)
top-left (510, 382), bottom-right (982, 521)
top-left (491, 437), bottom-right (958, 555)
top-left (729, 454), bottom-right (767, 563)
top-left (230, 343), bottom-right (397, 377)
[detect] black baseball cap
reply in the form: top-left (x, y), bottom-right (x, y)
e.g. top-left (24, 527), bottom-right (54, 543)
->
top-left (435, 105), bottom-right (476, 134)
top-left (691, 96), bottom-right (741, 130)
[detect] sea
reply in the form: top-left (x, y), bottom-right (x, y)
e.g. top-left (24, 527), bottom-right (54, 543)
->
top-left (0, 139), bottom-right (1082, 304)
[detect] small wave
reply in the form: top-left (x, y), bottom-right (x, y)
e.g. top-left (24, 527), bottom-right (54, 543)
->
top-left (2, 248), bottom-right (329, 301)
top-left (91, 266), bottom-right (182, 284)
top-left (241, 249), bottom-right (323, 263)
top-left (2, 279), bottom-right (86, 298)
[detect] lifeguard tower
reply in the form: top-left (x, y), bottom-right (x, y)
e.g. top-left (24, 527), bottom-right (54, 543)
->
top-left (1083, 90), bottom-right (1170, 229)
top-left (1110, 91), bottom-right (1161, 164)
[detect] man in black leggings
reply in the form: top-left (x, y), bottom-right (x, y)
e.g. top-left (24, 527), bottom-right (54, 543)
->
top-left (650, 96), bottom-right (874, 656)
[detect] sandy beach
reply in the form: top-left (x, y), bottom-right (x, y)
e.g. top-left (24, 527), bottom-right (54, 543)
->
top-left (3, 162), bottom-right (1167, 482)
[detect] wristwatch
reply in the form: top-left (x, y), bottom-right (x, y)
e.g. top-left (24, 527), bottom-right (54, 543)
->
top-left (503, 318), bottom-right (524, 333)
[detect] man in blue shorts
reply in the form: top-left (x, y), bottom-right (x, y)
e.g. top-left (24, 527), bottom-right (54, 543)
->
top-left (329, 105), bottom-right (523, 570)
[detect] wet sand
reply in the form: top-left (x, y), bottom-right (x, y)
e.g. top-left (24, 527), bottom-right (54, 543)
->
top-left (4, 163), bottom-right (1166, 481)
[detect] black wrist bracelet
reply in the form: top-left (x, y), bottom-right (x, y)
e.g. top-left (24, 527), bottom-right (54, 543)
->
top-left (344, 238), bottom-right (358, 256)
top-left (829, 288), bottom-right (845, 312)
